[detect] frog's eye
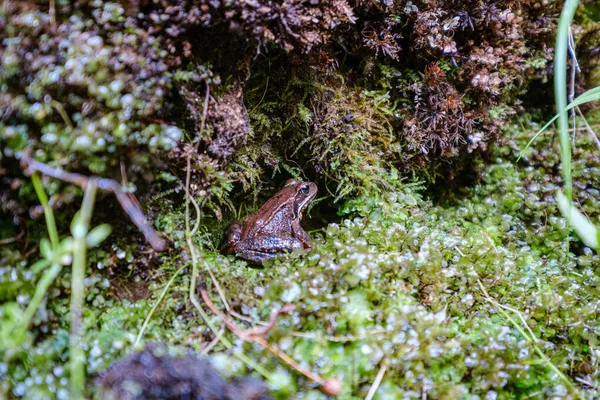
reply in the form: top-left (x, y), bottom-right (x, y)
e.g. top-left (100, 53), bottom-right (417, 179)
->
top-left (300, 184), bottom-right (310, 195)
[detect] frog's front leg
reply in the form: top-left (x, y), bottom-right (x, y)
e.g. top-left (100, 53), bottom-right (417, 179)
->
top-left (221, 221), bottom-right (243, 255)
top-left (292, 220), bottom-right (312, 249)
top-left (239, 236), bottom-right (304, 263)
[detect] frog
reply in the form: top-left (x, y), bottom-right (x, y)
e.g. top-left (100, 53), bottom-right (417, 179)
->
top-left (221, 179), bottom-right (318, 263)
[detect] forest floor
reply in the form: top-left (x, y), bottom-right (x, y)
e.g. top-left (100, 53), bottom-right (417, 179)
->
top-left (2, 120), bottom-right (600, 399)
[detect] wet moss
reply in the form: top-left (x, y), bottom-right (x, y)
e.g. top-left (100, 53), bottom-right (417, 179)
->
top-left (2, 124), bottom-right (600, 398)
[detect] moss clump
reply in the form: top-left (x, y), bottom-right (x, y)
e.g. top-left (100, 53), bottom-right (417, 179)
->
top-left (3, 0), bottom-right (597, 226)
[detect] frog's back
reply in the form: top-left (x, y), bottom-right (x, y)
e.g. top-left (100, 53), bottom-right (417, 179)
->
top-left (242, 187), bottom-right (296, 236)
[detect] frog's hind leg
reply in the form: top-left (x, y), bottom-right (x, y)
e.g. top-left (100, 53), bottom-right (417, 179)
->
top-left (237, 249), bottom-right (278, 264)
top-left (240, 237), bottom-right (304, 264)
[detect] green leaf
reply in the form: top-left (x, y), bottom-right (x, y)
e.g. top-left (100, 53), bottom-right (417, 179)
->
top-left (40, 238), bottom-right (52, 260)
top-left (58, 237), bottom-right (74, 255)
top-left (70, 211), bottom-right (85, 238)
top-left (30, 258), bottom-right (52, 274)
top-left (556, 190), bottom-right (598, 249)
top-left (86, 224), bottom-right (112, 247)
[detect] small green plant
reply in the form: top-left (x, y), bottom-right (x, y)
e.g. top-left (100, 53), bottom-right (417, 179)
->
top-left (0, 174), bottom-right (111, 399)
top-left (519, 0), bottom-right (600, 249)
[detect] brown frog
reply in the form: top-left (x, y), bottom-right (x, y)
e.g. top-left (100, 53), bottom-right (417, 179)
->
top-left (222, 179), bottom-right (318, 263)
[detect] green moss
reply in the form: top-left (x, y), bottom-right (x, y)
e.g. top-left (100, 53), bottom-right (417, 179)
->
top-left (3, 123), bottom-right (599, 398)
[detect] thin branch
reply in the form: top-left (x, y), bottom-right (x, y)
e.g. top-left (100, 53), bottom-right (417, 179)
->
top-left (575, 107), bottom-right (600, 152)
top-left (21, 154), bottom-right (166, 251)
top-left (49, 0), bottom-right (56, 31)
top-left (201, 324), bottom-right (225, 355)
top-left (365, 362), bottom-right (388, 400)
top-left (0, 230), bottom-right (24, 245)
top-left (195, 85), bottom-right (211, 151)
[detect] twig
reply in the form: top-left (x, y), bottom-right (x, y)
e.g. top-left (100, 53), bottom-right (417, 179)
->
top-left (202, 324), bottom-right (225, 355)
top-left (576, 107), bottom-right (600, 152)
top-left (49, 0), bottom-right (56, 31)
top-left (0, 230), bottom-right (24, 245)
top-left (21, 154), bottom-right (167, 251)
top-left (229, 309), bottom-right (265, 325)
top-left (365, 362), bottom-right (388, 400)
top-left (200, 288), bottom-right (342, 396)
top-left (574, 377), bottom-right (598, 389)
top-left (195, 85), bottom-right (211, 151)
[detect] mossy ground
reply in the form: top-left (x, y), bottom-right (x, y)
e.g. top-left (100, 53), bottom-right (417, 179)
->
top-left (2, 119), bottom-right (600, 399)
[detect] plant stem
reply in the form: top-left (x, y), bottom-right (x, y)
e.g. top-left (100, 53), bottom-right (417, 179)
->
top-left (18, 174), bottom-right (63, 334)
top-left (135, 264), bottom-right (186, 347)
top-left (70, 181), bottom-right (97, 400)
top-left (18, 263), bottom-right (61, 335)
top-left (555, 0), bottom-right (579, 200)
top-left (31, 173), bottom-right (59, 249)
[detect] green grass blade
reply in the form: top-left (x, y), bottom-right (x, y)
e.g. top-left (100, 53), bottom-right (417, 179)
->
top-left (556, 191), bottom-right (598, 249)
top-left (517, 86), bottom-right (600, 161)
top-left (554, 0), bottom-right (579, 200)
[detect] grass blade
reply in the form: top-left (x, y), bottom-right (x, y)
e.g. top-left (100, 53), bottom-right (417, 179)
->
top-left (554, 0), bottom-right (579, 200)
top-left (556, 191), bottom-right (598, 249)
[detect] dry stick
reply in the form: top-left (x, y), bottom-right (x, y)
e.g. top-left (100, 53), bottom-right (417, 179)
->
top-left (195, 84), bottom-right (211, 151)
top-left (574, 377), bottom-right (598, 390)
top-left (364, 362), bottom-right (388, 400)
top-left (202, 324), bottom-right (225, 355)
top-left (20, 155), bottom-right (166, 251)
top-left (576, 107), bottom-right (600, 152)
top-left (568, 28), bottom-right (578, 147)
top-left (200, 288), bottom-right (343, 396)
top-left (0, 230), bottom-right (24, 245)
top-left (49, 0), bottom-right (56, 31)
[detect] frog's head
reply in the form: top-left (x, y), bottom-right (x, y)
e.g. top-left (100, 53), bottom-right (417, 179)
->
top-left (284, 179), bottom-right (318, 218)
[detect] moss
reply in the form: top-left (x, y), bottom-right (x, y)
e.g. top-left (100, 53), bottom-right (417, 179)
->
top-left (2, 123), bottom-right (600, 398)
top-left (3, 0), bottom-right (596, 223)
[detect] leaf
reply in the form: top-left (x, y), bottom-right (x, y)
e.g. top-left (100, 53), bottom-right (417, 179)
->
top-left (556, 191), bottom-right (598, 249)
top-left (87, 224), bottom-right (112, 247)
top-left (30, 258), bottom-right (52, 274)
top-left (518, 85), bottom-right (600, 161)
top-left (70, 211), bottom-right (84, 238)
top-left (40, 238), bottom-right (52, 260)
top-left (58, 237), bottom-right (74, 254)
